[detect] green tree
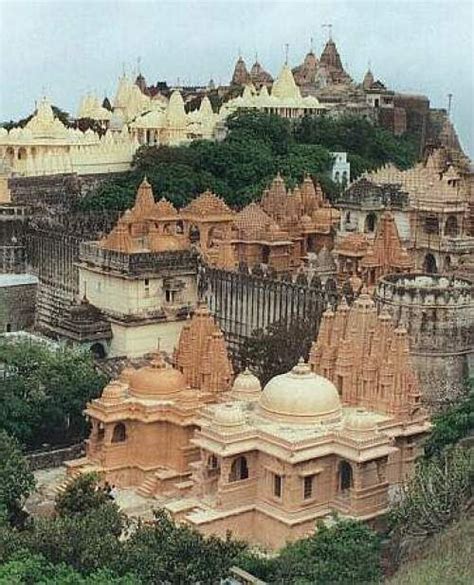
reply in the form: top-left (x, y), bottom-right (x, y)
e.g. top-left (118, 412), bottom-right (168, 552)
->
top-left (55, 473), bottom-right (113, 519)
top-left (0, 341), bottom-right (107, 449)
top-left (0, 553), bottom-right (140, 584)
top-left (0, 432), bottom-right (35, 526)
top-left (117, 509), bottom-right (246, 584)
top-left (21, 504), bottom-right (125, 574)
top-left (424, 389), bottom-right (474, 458)
top-left (246, 518), bottom-right (382, 584)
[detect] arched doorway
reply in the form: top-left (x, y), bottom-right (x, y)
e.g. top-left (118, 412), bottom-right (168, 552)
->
top-left (338, 461), bottom-right (353, 492)
top-left (90, 342), bottom-right (106, 359)
top-left (111, 423), bottom-right (127, 443)
top-left (229, 456), bottom-right (249, 482)
top-left (423, 253), bottom-right (437, 274)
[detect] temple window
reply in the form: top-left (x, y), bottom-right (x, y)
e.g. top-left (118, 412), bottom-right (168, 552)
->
top-left (303, 475), bottom-right (315, 500)
top-left (111, 423), bottom-right (127, 443)
top-left (229, 456), bottom-right (249, 482)
top-left (423, 215), bottom-right (439, 235)
top-left (338, 461), bottom-right (353, 492)
top-left (444, 215), bottom-right (459, 237)
top-left (364, 213), bottom-right (377, 233)
top-left (165, 289), bottom-right (176, 303)
top-left (97, 424), bottom-right (105, 442)
top-left (273, 473), bottom-right (282, 498)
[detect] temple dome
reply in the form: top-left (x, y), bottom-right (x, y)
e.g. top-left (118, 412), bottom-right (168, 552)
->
top-left (260, 359), bottom-right (342, 423)
top-left (101, 380), bottom-right (127, 403)
top-left (129, 354), bottom-right (186, 398)
top-left (214, 403), bottom-right (246, 428)
top-left (345, 409), bottom-right (378, 432)
top-left (231, 368), bottom-right (261, 399)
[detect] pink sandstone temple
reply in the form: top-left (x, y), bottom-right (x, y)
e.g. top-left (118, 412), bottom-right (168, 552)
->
top-left (68, 291), bottom-right (430, 550)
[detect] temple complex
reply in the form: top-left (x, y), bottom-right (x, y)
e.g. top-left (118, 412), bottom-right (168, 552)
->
top-left (0, 97), bottom-right (137, 177)
top-left (222, 63), bottom-right (327, 119)
top-left (66, 304), bottom-right (234, 495)
top-left (77, 178), bottom-right (199, 356)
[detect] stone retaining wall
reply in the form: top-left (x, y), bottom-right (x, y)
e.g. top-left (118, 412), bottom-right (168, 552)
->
top-left (26, 442), bottom-right (85, 471)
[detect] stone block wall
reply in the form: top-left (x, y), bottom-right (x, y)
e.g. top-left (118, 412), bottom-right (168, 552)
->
top-left (0, 280), bottom-right (38, 332)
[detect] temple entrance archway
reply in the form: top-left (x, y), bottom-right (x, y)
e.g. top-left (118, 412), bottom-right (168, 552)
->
top-left (423, 253), bottom-right (437, 274)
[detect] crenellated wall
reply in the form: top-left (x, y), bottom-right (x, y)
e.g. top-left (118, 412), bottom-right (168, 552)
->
top-left (375, 273), bottom-right (474, 410)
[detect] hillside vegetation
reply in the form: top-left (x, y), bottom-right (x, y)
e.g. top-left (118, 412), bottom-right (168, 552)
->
top-left (76, 111), bottom-right (419, 212)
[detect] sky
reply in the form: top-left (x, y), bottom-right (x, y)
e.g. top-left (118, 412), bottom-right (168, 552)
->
top-left (1, 0), bottom-right (473, 156)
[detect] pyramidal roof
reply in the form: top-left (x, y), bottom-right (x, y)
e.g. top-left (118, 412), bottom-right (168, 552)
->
top-left (271, 64), bottom-right (301, 100)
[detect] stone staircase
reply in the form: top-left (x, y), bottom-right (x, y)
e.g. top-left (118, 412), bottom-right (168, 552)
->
top-left (137, 467), bottom-right (194, 498)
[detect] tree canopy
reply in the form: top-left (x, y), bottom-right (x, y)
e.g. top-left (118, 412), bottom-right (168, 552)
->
top-left (0, 340), bottom-right (107, 450)
top-left (76, 111), bottom-right (419, 213)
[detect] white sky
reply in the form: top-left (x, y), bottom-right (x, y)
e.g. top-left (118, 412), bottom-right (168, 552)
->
top-left (1, 0), bottom-right (473, 156)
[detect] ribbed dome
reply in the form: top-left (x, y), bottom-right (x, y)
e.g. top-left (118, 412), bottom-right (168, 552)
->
top-left (260, 360), bottom-right (342, 423)
top-left (345, 409), bottom-right (378, 432)
top-left (101, 380), bottom-right (127, 403)
top-left (231, 368), bottom-right (261, 399)
top-left (214, 403), bottom-right (246, 428)
top-left (129, 354), bottom-right (186, 398)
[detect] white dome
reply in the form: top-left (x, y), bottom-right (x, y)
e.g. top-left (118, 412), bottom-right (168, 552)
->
top-left (231, 368), bottom-right (261, 400)
top-left (214, 403), bottom-right (246, 428)
top-left (345, 409), bottom-right (378, 433)
top-left (260, 360), bottom-right (342, 424)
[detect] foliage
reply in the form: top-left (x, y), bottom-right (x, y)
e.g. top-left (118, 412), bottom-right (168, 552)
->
top-left (20, 504), bottom-right (126, 574)
top-left (0, 432), bottom-right (35, 526)
top-left (239, 518), bottom-right (382, 584)
top-left (75, 110), bottom-right (418, 213)
top-left (238, 316), bottom-right (318, 386)
top-left (0, 553), bottom-right (140, 585)
top-left (116, 509), bottom-right (246, 584)
top-left (0, 340), bottom-right (107, 450)
top-left (55, 473), bottom-right (115, 519)
top-left (294, 114), bottom-right (419, 171)
top-left (390, 447), bottom-right (473, 538)
top-left (424, 389), bottom-right (474, 458)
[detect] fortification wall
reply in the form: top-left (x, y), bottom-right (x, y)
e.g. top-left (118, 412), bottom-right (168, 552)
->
top-left (375, 273), bottom-right (474, 410)
top-left (0, 277), bottom-right (38, 332)
top-left (8, 171), bottom-right (125, 207)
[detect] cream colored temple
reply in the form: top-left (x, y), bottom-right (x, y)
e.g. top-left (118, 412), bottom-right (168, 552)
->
top-left (68, 291), bottom-right (430, 550)
top-left (1, 63), bottom-right (325, 177)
